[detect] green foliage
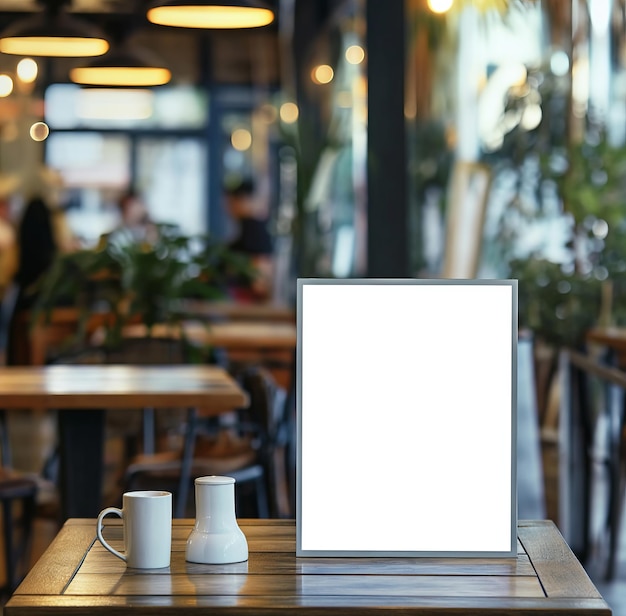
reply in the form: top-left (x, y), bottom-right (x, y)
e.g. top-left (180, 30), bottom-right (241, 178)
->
top-left (541, 137), bottom-right (626, 277)
top-left (32, 224), bottom-right (255, 348)
top-left (510, 258), bottom-right (602, 348)
top-left (518, 136), bottom-right (626, 347)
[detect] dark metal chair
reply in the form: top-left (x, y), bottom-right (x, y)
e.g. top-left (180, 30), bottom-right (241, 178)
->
top-left (0, 411), bottom-right (38, 596)
top-left (123, 365), bottom-right (290, 518)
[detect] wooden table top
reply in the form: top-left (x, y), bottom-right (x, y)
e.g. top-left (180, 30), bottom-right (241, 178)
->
top-left (587, 326), bottom-right (626, 349)
top-left (179, 299), bottom-right (295, 322)
top-left (5, 519), bottom-right (611, 615)
top-left (24, 301), bottom-right (295, 325)
top-left (122, 321), bottom-right (297, 351)
top-left (0, 364), bottom-right (248, 411)
top-left (15, 308), bottom-right (297, 366)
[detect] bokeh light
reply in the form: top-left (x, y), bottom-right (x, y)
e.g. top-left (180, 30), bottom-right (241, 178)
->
top-left (311, 64), bottom-right (334, 84)
top-left (345, 45), bottom-right (365, 65)
top-left (231, 128), bottom-right (252, 151)
top-left (0, 74), bottom-right (13, 97)
top-left (550, 50), bottom-right (570, 77)
top-left (280, 102), bottom-right (299, 124)
top-left (30, 121), bottom-right (49, 142)
top-left (17, 58), bottom-right (38, 83)
top-left (427, 0), bottom-right (454, 14)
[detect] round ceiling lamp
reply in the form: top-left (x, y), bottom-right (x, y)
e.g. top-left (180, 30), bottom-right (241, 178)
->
top-left (69, 45), bottom-right (171, 87)
top-left (0, 2), bottom-right (109, 57)
top-left (147, 0), bottom-right (275, 29)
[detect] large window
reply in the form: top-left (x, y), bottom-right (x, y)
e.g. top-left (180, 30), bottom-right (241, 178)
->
top-left (44, 84), bottom-right (209, 246)
top-left (136, 137), bottom-right (207, 236)
top-left (47, 132), bottom-right (130, 246)
top-left (45, 84), bottom-right (207, 130)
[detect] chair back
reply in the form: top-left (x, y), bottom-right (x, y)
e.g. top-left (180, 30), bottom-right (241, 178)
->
top-left (235, 365), bottom-right (291, 517)
top-left (237, 366), bottom-right (287, 447)
top-left (104, 336), bottom-right (186, 365)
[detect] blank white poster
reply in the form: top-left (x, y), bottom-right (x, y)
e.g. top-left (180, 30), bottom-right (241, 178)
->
top-left (297, 280), bottom-right (517, 557)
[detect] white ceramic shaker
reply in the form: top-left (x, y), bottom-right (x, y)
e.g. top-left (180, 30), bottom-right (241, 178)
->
top-left (185, 475), bottom-right (249, 564)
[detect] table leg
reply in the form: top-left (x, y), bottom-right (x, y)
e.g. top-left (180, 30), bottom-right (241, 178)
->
top-left (571, 361), bottom-right (592, 562)
top-left (175, 407), bottom-right (198, 518)
top-left (142, 407), bottom-right (155, 455)
top-left (605, 383), bottom-right (625, 580)
top-left (0, 409), bottom-right (10, 468)
top-left (559, 355), bottom-right (588, 559)
top-left (58, 409), bottom-right (105, 519)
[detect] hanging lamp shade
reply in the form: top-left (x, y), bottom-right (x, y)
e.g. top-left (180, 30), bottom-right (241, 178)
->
top-left (147, 0), bottom-right (275, 29)
top-left (0, 11), bottom-right (109, 57)
top-left (70, 44), bottom-right (172, 87)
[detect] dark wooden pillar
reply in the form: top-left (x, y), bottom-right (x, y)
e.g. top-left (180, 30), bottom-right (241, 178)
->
top-left (292, 0), bottom-right (330, 277)
top-left (366, 0), bottom-right (409, 277)
top-left (200, 35), bottom-right (226, 238)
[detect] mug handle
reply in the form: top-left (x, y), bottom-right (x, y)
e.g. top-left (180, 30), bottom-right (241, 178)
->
top-left (96, 507), bottom-right (126, 562)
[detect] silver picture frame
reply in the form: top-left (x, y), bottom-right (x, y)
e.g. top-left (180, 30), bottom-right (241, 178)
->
top-left (296, 278), bottom-right (518, 558)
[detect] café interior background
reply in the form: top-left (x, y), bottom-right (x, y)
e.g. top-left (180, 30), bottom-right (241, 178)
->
top-left (0, 0), bottom-right (619, 303)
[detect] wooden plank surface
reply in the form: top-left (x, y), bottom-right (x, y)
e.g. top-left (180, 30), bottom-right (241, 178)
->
top-left (14, 523), bottom-right (96, 596)
top-left (518, 520), bottom-right (604, 599)
top-left (6, 520), bottom-right (612, 616)
top-left (89, 523), bottom-right (534, 576)
top-left (65, 572), bottom-right (545, 598)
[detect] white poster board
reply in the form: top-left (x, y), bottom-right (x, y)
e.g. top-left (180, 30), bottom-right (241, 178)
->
top-left (296, 279), bottom-right (517, 557)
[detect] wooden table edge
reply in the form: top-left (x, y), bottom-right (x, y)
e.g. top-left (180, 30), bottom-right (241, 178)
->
top-left (11, 523), bottom-right (96, 597)
top-left (6, 520), bottom-right (612, 616)
top-left (518, 520), bottom-right (609, 603)
top-left (4, 595), bottom-right (613, 615)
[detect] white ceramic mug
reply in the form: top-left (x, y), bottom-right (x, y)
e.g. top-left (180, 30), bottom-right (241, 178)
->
top-left (96, 490), bottom-right (172, 569)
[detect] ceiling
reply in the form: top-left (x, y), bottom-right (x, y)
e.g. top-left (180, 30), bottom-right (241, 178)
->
top-left (0, 0), bottom-right (281, 13)
top-left (0, 0), bottom-right (123, 10)
top-left (0, 0), bottom-right (284, 85)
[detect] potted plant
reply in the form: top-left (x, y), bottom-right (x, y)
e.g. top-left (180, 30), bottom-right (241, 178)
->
top-left (30, 224), bottom-right (256, 357)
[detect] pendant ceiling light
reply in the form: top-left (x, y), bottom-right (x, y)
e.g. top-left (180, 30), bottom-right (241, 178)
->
top-left (69, 43), bottom-right (172, 87)
top-left (146, 0), bottom-right (275, 29)
top-left (0, 0), bottom-right (109, 57)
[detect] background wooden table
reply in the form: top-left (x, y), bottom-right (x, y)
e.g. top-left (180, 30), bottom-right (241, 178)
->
top-left (178, 299), bottom-right (295, 322)
top-left (5, 519), bottom-right (611, 615)
top-left (0, 365), bottom-right (248, 519)
top-left (11, 305), bottom-right (296, 366)
top-left (122, 321), bottom-right (297, 388)
top-left (120, 321), bottom-right (297, 352)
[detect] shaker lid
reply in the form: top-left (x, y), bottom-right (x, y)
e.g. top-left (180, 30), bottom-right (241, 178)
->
top-left (195, 475), bottom-right (236, 485)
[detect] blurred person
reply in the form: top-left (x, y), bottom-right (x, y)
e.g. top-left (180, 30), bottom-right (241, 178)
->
top-left (12, 166), bottom-right (78, 309)
top-left (5, 194), bottom-right (60, 365)
top-left (13, 196), bottom-right (58, 311)
top-left (224, 177), bottom-right (274, 301)
top-left (5, 166), bottom-right (79, 364)
top-left (0, 174), bottom-right (19, 302)
top-left (36, 166), bottom-right (80, 254)
top-left (0, 174), bottom-right (19, 361)
top-left (103, 189), bottom-right (158, 248)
